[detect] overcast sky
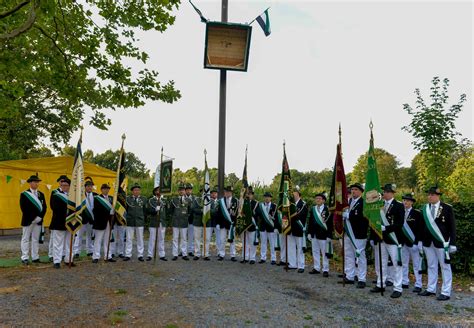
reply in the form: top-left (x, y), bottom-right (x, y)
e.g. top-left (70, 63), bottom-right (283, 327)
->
top-left (75, 1), bottom-right (473, 184)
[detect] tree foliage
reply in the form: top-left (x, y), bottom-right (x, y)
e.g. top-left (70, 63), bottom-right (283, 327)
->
top-left (351, 148), bottom-right (401, 186)
top-left (445, 146), bottom-right (474, 203)
top-left (402, 77), bottom-right (467, 187)
top-left (0, 0), bottom-right (181, 158)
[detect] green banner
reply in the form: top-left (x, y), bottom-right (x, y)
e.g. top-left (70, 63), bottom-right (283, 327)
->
top-left (160, 160), bottom-right (173, 194)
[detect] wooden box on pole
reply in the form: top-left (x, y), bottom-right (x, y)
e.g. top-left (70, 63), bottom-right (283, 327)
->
top-left (204, 22), bottom-right (252, 72)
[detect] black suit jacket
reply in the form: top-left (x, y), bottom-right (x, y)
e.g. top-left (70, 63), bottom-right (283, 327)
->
top-left (216, 197), bottom-right (238, 230)
top-left (421, 202), bottom-right (456, 248)
top-left (291, 199), bottom-right (308, 237)
top-left (404, 208), bottom-right (423, 247)
top-left (246, 199), bottom-right (260, 232)
top-left (348, 197), bottom-right (368, 239)
top-left (93, 194), bottom-right (113, 230)
top-left (256, 202), bottom-right (277, 233)
top-left (307, 204), bottom-right (332, 240)
top-left (20, 190), bottom-right (47, 227)
top-left (382, 200), bottom-right (405, 245)
top-left (49, 190), bottom-right (68, 231)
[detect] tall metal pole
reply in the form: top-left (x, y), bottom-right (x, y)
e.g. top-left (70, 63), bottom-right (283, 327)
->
top-left (217, 0), bottom-right (228, 197)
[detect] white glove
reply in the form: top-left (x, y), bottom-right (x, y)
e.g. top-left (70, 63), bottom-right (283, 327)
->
top-left (417, 242), bottom-right (423, 250)
top-left (449, 245), bottom-right (457, 254)
top-left (342, 211), bottom-right (349, 220)
top-left (381, 225), bottom-right (386, 232)
top-left (109, 209), bottom-right (115, 215)
top-left (155, 206), bottom-right (161, 211)
top-left (33, 217), bottom-right (42, 224)
top-left (370, 240), bottom-right (375, 247)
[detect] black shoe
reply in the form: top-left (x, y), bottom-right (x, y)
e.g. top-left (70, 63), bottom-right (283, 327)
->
top-left (342, 278), bottom-right (355, 285)
top-left (74, 254), bottom-right (80, 259)
top-left (259, 259), bottom-right (266, 264)
top-left (309, 269), bottom-right (320, 274)
top-left (32, 259), bottom-right (40, 264)
top-left (297, 269), bottom-right (304, 273)
top-left (160, 257), bottom-right (168, 261)
top-left (412, 287), bottom-right (422, 293)
top-left (249, 260), bottom-right (255, 264)
top-left (92, 259), bottom-right (99, 263)
top-left (188, 252), bottom-right (194, 257)
top-left (357, 281), bottom-right (366, 289)
top-left (172, 256), bottom-right (178, 261)
top-left (118, 254), bottom-right (125, 259)
top-left (437, 294), bottom-right (450, 301)
top-left (65, 262), bottom-right (76, 267)
top-left (419, 290), bottom-right (436, 297)
top-left (386, 280), bottom-right (394, 287)
top-left (370, 286), bottom-right (385, 293)
top-left (49, 257), bottom-right (53, 262)
top-left (240, 259), bottom-right (247, 263)
top-left (271, 261), bottom-right (276, 265)
top-left (193, 256), bottom-right (199, 261)
top-left (217, 256), bottom-right (224, 261)
top-left (87, 253), bottom-right (93, 257)
top-left (22, 259), bottom-right (29, 265)
top-left (323, 271), bottom-right (329, 278)
top-left (182, 256), bottom-right (189, 261)
top-left (138, 257), bottom-right (144, 262)
top-left (53, 263), bottom-right (60, 269)
top-left (123, 257), bottom-right (131, 261)
top-left (146, 256), bottom-right (152, 261)
top-left (338, 274), bottom-right (345, 278)
top-left (204, 257), bottom-right (210, 261)
top-left (354, 276), bottom-right (359, 282)
top-left (278, 261), bottom-right (286, 266)
top-left (390, 291), bottom-right (402, 298)
top-left (402, 284), bottom-right (409, 289)
top-left (230, 257), bottom-right (237, 262)
top-left (287, 267), bottom-right (297, 271)
top-left (106, 258), bottom-right (116, 263)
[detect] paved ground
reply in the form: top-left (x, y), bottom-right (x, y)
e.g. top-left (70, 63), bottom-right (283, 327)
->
top-left (1, 234), bottom-right (473, 327)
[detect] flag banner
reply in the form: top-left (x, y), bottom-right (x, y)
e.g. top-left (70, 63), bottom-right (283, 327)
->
top-left (159, 160), bottom-right (173, 194)
top-left (154, 164), bottom-right (161, 188)
top-left (202, 152), bottom-right (211, 226)
top-left (277, 144), bottom-right (296, 236)
top-left (66, 133), bottom-right (86, 234)
top-left (236, 149), bottom-right (253, 235)
top-left (113, 136), bottom-right (127, 226)
top-left (256, 9), bottom-right (271, 36)
top-left (329, 129), bottom-right (349, 238)
top-left (363, 123), bottom-right (383, 240)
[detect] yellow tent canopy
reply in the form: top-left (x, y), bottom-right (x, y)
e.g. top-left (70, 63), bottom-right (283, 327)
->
top-left (0, 156), bottom-right (117, 229)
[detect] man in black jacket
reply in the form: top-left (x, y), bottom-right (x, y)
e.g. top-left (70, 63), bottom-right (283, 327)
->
top-left (49, 176), bottom-right (71, 268)
top-left (19, 175), bottom-right (47, 265)
top-left (401, 193), bottom-right (424, 293)
top-left (216, 186), bottom-right (238, 261)
top-left (288, 186), bottom-right (308, 273)
top-left (370, 184), bottom-right (405, 298)
top-left (92, 184), bottom-right (116, 263)
top-left (419, 186), bottom-right (456, 301)
top-left (257, 192), bottom-right (277, 265)
top-left (73, 177), bottom-right (96, 257)
top-left (308, 192), bottom-right (332, 276)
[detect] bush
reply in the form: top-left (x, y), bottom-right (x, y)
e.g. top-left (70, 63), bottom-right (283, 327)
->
top-left (451, 203), bottom-right (474, 276)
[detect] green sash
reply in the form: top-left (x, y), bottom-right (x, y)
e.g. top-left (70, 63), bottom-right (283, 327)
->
top-left (96, 195), bottom-right (113, 212)
top-left (219, 198), bottom-right (233, 225)
top-left (311, 206), bottom-right (327, 231)
top-left (344, 219), bottom-right (362, 257)
top-left (22, 191), bottom-right (43, 213)
top-left (259, 202), bottom-right (274, 228)
top-left (53, 189), bottom-right (74, 206)
top-left (422, 204), bottom-right (450, 263)
top-left (402, 220), bottom-right (415, 245)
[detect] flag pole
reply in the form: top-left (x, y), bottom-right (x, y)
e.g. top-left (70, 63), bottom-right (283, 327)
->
top-left (203, 149), bottom-right (207, 259)
top-left (107, 134), bottom-right (125, 261)
top-left (339, 124), bottom-right (345, 286)
top-left (154, 147), bottom-right (164, 264)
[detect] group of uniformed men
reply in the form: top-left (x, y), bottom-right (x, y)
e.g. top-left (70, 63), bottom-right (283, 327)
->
top-left (19, 174), bottom-right (456, 301)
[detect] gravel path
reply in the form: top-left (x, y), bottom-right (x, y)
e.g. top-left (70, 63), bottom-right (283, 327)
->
top-left (0, 234), bottom-right (473, 327)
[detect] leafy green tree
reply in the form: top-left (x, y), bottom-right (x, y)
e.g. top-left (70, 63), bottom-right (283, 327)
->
top-left (445, 147), bottom-right (474, 203)
top-left (402, 76), bottom-right (467, 188)
top-left (0, 0), bottom-right (181, 157)
top-left (90, 149), bottom-right (149, 178)
top-left (351, 148), bottom-right (401, 186)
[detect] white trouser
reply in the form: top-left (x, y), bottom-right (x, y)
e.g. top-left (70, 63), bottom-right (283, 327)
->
top-left (115, 225), bottom-right (126, 256)
top-left (218, 228), bottom-right (236, 257)
top-left (73, 223), bottom-right (94, 255)
top-left (51, 230), bottom-right (66, 264)
top-left (125, 226), bottom-right (144, 258)
top-left (21, 223), bottom-right (42, 261)
top-left (311, 237), bottom-right (329, 272)
top-left (288, 235), bottom-right (305, 269)
top-left (148, 225), bottom-right (166, 258)
top-left (402, 245), bottom-right (422, 288)
top-left (374, 242), bottom-right (403, 292)
top-left (344, 235), bottom-right (367, 282)
top-left (424, 243), bottom-right (452, 297)
top-left (48, 231), bottom-right (54, 258)
top-left (172, 227), bottom-right (188, 257)
top-left (214, 225), bottom-right (222, 253)
top-left (279, 233), bottom-right (287, 263)
top-left (92, 223), bottom-right (113, 260)
top-left (241, 231), bottom-right (256, 261)
top-left (187, 224), bottom-right (194, 254)
top-left (194, 226), bottom-right (212, 257)
top-left (260, 231), bottom-right (276, 261)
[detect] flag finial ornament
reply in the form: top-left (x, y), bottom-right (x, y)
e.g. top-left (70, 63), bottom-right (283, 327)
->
top-left (121, 133), bottom-right (126, 141)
